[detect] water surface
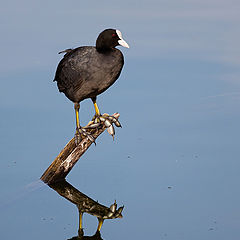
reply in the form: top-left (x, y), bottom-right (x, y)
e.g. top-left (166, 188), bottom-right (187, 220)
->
top-left (1, 1), bottom-right (240, 239)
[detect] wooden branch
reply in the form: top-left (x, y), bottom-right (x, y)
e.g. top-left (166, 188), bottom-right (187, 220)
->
top-left (41, 113), bottom-right (120, 184)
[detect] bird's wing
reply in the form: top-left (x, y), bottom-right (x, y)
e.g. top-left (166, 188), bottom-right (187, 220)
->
top-left (54, 47), bottom-right (88, 93)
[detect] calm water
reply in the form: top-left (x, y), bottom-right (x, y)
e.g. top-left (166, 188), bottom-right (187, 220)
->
top-left (1, 1), bottom-right (240, 239)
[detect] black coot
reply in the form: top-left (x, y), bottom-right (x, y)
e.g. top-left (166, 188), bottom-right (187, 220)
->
top-left (54, 29), bottom-right (129, 143)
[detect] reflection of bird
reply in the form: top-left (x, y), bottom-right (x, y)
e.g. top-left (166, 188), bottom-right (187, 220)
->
top-left (54, 29), bottom-right (129, 143)
top-left (68, 231), bottom-right (103, 240)
top-left (50, 180), bottom-right (124, 237)
top-left (68, 230), bottom-right (103, 240)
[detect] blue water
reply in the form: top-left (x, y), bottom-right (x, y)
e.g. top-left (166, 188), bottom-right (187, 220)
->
top-left (1, 1), bottom-right (240, 239)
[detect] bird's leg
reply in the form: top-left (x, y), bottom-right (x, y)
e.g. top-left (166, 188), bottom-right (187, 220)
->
top-left (79, 211), bottom-right (83, 230)
top-left (78, 210), bottom-right (84, 237)
top-left (74, 103), bottom-right (82, 144)
top-left (96, 217), bottom-right (104, 232)
top-left (91, 97), bottom-right (101, 120)
top-left (75, 103), bottom-right (81, 129)
top-left (74, 103), bottom-right (95, 144)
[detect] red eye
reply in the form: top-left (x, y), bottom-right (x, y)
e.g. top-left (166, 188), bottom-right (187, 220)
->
top-left (112, 33), bottom-right (116, 37)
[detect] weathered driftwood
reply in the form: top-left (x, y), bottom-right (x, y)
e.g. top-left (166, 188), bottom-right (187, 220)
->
top-left (41, 113), bottom-right (120, 184)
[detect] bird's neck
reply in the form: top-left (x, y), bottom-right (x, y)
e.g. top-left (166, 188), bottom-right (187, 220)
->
top-left (96, 46), bottom-right (114, 53)
top-left (96, 40), bottom-right (114, 53)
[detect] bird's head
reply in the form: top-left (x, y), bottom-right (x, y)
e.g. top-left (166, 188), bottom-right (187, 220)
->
top-left (96, 29), bottom-right (129, 52)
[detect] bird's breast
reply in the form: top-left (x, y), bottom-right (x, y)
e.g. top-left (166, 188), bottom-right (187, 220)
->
top-left (76, 49), bottom-right (123, 95)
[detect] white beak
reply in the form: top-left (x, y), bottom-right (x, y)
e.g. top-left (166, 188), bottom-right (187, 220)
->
top-left (116, 29), bottom-right (130, 48)
top-left (118, 39), bottom-right (130, 48)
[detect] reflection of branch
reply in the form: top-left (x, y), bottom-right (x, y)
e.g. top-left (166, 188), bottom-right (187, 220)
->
top-left (49, 180), bottom-right (123, 239)
top-left (40, 113), bottom-right (120, 184)
top-left (49, 180), bottom-right (123, 220)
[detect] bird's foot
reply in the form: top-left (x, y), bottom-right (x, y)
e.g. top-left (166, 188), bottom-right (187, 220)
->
top-left (92, 113), bottom-right (122, 140)
top-left (75, 127), bottom-right (95, 145)
top-left (103, 200), bottom-right (124, 219)
top-left (92, 113), bottom-right (122, 127)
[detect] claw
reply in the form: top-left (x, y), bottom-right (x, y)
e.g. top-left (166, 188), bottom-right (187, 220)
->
top-left (108, 116), bottom-right (122, 128)
top-left (83, 123), bottom-right (101, 129)
top-left (113, 119), bottom-right (122, 128)
top-left (75, 127), bottom-right (96, 145)
top-left (75, 128), bottom-right (82, 145)
top-left (107, 200), bottom-right (117, 218)
top-left (86, 134), bottom-right (96, 144)
top-left (94, 117), bottom-right (99, 124)
top-left (114, 206), bottom-right (124, 218)
top-left (107, 125), bottom-right (115, 140)
top-left (109, 200), bottom-right (117, 213)
top-left (89, 205), bottom-right (96, 211)
top-left (104, 119), bottom-right (112, 128)
top-left (83, 131), bottom-right (95, 144)
top-left (92, 113), bottom-right (120, 140)
top-left (107, 211), bottom-right (114, 218)
top-left (83, 201), bottom-right (89, 209)
top-left (117, 206), bottom-right (124, 214)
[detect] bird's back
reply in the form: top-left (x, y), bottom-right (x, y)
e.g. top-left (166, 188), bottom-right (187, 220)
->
top-left (54, 46), bottom-right (124, 103)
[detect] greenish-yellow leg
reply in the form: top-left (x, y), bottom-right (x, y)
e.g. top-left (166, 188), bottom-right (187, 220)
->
top-left (78, 210), bottom-right (84, 237)
top-left (74, 103), bottom-right (81, 144)
top-left (74, 102), bottom-right (95, 144)
top-left (91, 97), bottom-right (101, 117)
top-left (79, 212), bottom-right (83, 229)
top-left (97, 218), bottom-right (104, 231)
top-left (74, 103), bottom-right (81, 130)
